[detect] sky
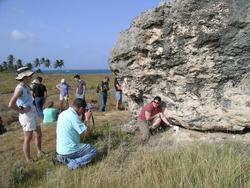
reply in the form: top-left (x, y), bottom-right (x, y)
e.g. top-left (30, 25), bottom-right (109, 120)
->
top-left (0, 0), bottom-right (164, 70)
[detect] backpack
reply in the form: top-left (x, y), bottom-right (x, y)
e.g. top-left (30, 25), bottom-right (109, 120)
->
top-left (96, 81), bottom-right (103, 93)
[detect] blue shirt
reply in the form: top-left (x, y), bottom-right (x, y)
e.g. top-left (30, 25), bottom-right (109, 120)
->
top-left (57, 83), bottom-right (71, 96)
top-left (56, 107), bottom-right (87, 155)
top-left (15, 84), bottom-right (35, 113)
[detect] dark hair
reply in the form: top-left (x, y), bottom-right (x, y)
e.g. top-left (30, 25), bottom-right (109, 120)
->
top-left (153, 96), bottom-right (161, 103)
top-left (73, 98), bottom-right (86, 109)
top-left (36, 77), bottom-right (42, 83)
top-left (74, 75), bottom-right (80, 79)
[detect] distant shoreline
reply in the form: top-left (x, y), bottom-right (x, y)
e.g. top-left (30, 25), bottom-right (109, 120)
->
top-left (43, 69), bottom-right (112, 74)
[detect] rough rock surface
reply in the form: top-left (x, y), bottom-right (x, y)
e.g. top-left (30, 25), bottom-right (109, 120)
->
top-left (108, 0), bottom-right (250, 131)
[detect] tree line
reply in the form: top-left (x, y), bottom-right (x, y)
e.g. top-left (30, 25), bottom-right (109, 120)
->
top-left (0, 55), bottom-right (65, 73)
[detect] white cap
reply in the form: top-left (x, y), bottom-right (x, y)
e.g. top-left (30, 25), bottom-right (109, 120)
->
top-left (32, 79), bottom-right (37, 84)
top-left (61, 78), bottom-right (65, 83)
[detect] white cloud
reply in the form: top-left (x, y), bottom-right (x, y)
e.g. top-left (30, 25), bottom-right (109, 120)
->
top-left (10, 29), bottom-right (38, 44)
top-left (63, 28), bottom-right (73, 34)
top-left (62, 45), bottom-right (72, 49)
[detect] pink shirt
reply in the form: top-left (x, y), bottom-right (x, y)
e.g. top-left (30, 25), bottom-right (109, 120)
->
top-left (138, 102), bottom-right (162, 121)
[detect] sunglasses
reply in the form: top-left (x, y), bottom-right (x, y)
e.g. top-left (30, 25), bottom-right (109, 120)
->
top-left (153, 101), bottom-right (160, 105)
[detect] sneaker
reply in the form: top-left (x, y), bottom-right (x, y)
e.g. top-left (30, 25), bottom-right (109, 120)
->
top-left (37, 151), bottom-right (48, 157)
top-left (149, 128), bottom-right (155, 135)
top-left (52, 156), bottom-right (59, 165)
top-left (25, 158), bottom-right (34, 163)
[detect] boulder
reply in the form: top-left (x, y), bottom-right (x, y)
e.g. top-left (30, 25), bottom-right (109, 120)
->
top-left (108, 0), bottom-right (250, 131)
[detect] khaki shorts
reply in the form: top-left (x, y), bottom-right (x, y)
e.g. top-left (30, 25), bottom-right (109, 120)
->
top-left (19, 111), bottom-right (40, 131)
top-left (60, 95), bottom-right (68, 100)
top-left (137, 117), bottom-right (160, 139)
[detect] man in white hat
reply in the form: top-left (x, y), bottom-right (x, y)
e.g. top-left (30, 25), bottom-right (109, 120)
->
top-left (56, 78), bottom-right (72, 112)
top-left (8, 67), bottom-right (48, 163)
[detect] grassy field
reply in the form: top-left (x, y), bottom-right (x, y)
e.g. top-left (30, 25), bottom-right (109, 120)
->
top-left (1, 73), bottom-right (250, 187)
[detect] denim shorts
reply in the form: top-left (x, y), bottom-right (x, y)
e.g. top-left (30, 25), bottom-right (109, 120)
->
top-left (116, 91), bottom-right (122, 100)
top-left (76, 94), bottom-right (85, 100)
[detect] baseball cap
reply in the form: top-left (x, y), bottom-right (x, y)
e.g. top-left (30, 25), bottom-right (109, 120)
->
top-left (105, 77), bottom-right (110, 82)
top-left (61, 78), bottom-right (65, 83)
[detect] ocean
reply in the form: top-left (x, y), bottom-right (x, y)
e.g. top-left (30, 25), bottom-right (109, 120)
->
top-left (42, 69), bottom-right (112, 74)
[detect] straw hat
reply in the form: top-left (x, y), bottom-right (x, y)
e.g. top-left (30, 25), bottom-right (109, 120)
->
top-left (15, 67), bottom-right (34, 81)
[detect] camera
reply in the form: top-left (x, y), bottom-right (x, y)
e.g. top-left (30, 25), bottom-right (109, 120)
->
top-left (19, 106), bottom-right (24, 114)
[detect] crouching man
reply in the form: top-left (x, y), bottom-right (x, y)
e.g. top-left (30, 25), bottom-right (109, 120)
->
top-left (52, 98), bottom-right (97, 170)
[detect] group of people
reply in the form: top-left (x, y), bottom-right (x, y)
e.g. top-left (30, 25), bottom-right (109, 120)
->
top-left (7, 67), bottom-right (98, 169)
top-left (7, 66), bottom-right (173, 170)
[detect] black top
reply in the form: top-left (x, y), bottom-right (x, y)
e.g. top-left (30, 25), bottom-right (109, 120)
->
top-left (33, 84), bottom-right (47, 97)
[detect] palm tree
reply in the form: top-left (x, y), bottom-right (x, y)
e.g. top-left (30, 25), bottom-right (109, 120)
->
top-left (54, 60), bottom-right (60, 73)
top-left (25, 63), bottom-right (33, 70)
top-left (33, 58), bottom-right (40, 68)
top-left (2, 61), bottom-right (8, 71)
top-left (40, 57), bottom-right (45, 71)
top-left (16, 59), bottom-right (23, 69)
top-left (59, 59), bottom-right (65, 71)
top-left (13, 65), bottom-right (18, 71)
top-left (7, 54), bottom-right (15, 71)
top-left (45, 59), bottom-right (51, 70)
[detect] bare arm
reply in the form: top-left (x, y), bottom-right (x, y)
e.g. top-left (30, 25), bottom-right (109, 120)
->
top-left (159, 112), bottom-right (174, 128)
top-left (81, 110), bottom-right (92, 136)
top-left (43, 91), bottom-right (47, 104)
top-left (8, 88), bottom-right (31, 113)
top-left (145, 111), bottom-right (160, 121)
top-left (56, 85), bottom-right (61, 91)
top-left (83, 85), bottom-right (86, 96)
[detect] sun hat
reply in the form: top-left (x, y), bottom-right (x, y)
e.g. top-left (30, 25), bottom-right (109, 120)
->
top-left (46, 101), bottom-right (54, 108)
top-left (104, 77), bottom-right (110, 82)
top-left (15, 67), bottom-right (34, 81)
top-left (61, 78), bottom-right (65, 83)
top-left (32, 79), bottom-right (37, 84)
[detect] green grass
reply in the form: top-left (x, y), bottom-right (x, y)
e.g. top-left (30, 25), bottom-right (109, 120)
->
top-left (2, 130), bottom-right (250, 188)
top-left (0, 73), bottom-right (115, 94)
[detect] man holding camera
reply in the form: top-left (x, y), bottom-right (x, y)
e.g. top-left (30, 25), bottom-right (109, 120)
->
top-left (8, 67), bottom-right (48, 163)
top-left (52, 98), bottom-right (98, 170)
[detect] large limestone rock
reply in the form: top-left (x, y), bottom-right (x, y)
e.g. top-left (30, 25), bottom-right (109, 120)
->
top-left (108, 0), bottom-right (250, 131)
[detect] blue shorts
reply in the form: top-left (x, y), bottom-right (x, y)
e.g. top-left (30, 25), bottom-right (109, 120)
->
top-left (116, 91), bottom-right (122, 100)
top-left (76, 94), bottom-right (85, 100)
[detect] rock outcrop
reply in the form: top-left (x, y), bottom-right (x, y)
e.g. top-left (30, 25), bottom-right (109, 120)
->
top-left (108, 0), bottom-right (250, 131)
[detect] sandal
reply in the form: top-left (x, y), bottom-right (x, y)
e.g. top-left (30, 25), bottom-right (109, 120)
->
top-left (37, 151), bottom-right (48, 157)
top-left (26, 158), bottom-right (34, 163)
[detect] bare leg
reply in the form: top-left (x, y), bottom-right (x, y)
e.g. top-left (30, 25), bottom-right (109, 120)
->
top-left (116, 100), bottom-right (121, 111)
top-left (60, 100), bottom-right (63, 112)
top-left (152, 118), bottom-right (161, 129)
top-left (33, 126), bottom-right (42, 154)
top-left (23, 131), bottom-right (33, 162)
top-left (65, 99), bottom-right (69, 109)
